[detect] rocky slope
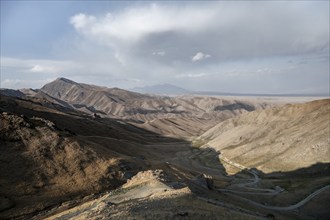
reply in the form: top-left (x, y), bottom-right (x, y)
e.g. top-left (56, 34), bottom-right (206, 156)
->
top-left (43, 170), bottom-right (260, 220)
top-left (0, 95), bottom-right (161, 219)
top-left (197, 99), bottom-right (330, 173)
top-left (0, 113), bottom-right (129, 218)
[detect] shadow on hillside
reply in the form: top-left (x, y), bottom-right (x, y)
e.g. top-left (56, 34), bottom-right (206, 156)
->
top-left (172, 143), bottom-right (330, 219)
top-left (214, 102), bottom-right (255, 112)
top-left (0, 95), bottom-right (198, 219)
top-left (230, 162), bottom-right (330, 219)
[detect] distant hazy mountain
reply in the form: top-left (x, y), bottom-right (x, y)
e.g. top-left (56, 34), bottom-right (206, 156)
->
top-left (132, 83), bottom-right (191, 95)
top-left (132, 84), bottom-right (329, 97)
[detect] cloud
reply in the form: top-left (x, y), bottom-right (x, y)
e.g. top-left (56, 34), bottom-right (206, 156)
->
top-left (0, 57), bottom-right (84, 89)
top-left (70, 4), bottom-right (217, 43)
top-left (30, 64), bottom-right (58, 73)
top-left (152, 51), bottom-right (166, 56)
top-left (63, 2), bottom-right (330, 93)
top-left (70, 13), bottom-right (96, 30)
top-left (70, 2), bottom-right (329, 63)
top-left (192, 52), bottom-right (211, 62)
top-left (1, 78), bottom-right (56, 89)
top-left (1, 57), bottom-right (78, 73)
top-left (176, 73), bottom-right (207, 78)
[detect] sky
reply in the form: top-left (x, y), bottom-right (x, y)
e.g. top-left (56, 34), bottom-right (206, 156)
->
top-left (1, 1), bottom-right (329, 94)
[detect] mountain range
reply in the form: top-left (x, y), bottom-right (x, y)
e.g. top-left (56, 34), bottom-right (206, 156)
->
top-left (0, 77), bottom-right (329, 219)
top-left (132, 83), bottom-right (191, 95)
top-left (3, 78), bottom-right (270, 138)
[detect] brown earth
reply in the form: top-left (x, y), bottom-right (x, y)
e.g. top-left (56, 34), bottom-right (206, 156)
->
top-left (198, 99), bottom-right (330, 173)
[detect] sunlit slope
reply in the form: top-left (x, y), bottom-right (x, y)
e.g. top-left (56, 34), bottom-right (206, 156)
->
top-left (197, 99), bottom-right (330, 172)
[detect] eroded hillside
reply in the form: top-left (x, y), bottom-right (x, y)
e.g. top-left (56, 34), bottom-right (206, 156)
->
top-left (17, 78), bottom-right (272, 139)
top-left (197, 99), bottom-right (330, 173)
top-left (0, 96), bottom-right (152, 218)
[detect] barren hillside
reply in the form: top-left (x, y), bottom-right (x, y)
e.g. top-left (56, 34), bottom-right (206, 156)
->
top-left (197, 99), bottom-right (330, 173)
top-left (1, 80), bottom-right (329, 220)
top-left (37, 78), bottom-right (271, 137)
top-left (0, 95), bottom-right (159, 218)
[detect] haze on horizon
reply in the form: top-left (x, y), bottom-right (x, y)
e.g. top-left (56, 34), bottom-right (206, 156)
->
top-left (1, 1), bottom-right (329, 94)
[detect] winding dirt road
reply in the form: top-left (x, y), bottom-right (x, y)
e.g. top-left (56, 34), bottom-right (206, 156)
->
top-left (210, 145), bottom-right (330, 210)
top-left (173, 144), bottom-right (330, 211)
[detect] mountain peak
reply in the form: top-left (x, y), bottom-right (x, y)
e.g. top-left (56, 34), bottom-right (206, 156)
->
top-left (41, 77), bottom-right (80, 92)
top-left (55, 77), bottom-right (77, 84)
